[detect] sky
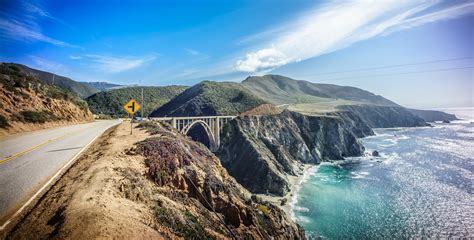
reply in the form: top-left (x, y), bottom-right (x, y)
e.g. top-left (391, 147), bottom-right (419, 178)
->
top-left (0, 0), bottom-right (473, 108)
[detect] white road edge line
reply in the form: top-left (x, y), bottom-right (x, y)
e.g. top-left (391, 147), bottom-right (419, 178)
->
top-left (0, 127), bottom-right (107, 232)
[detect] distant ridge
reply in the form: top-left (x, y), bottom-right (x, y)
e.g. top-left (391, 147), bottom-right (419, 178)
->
top-left (80, 81), bottom-right (122, 91)
top-left (8, 63), bottom-right (99, 98)
top-left (242, 74), bottom-right (398, 106)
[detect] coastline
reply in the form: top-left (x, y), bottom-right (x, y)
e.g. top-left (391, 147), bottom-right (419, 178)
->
top-left (260, 163), bottom-right (318, 221)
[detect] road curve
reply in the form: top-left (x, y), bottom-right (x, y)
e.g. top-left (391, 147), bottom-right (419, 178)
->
top-left (0, 120), bottom-right (121, 224)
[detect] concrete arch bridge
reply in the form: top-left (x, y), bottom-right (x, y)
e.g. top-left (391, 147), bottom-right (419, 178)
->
top-left (151, 116), bottom-right (236, 152)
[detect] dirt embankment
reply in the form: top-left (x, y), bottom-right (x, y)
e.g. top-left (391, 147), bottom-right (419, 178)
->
top-left (0, 86), bottom-right (93, 136)
top-left (7, 122), bottom-right (305, 239)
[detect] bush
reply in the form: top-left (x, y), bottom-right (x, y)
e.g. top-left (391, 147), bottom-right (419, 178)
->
top-left (0, 115), bottom-right (9, 128)
top-left (17, 111), bottom-right (60, 123)
top-left (154, 206), bottom-right (208, 239)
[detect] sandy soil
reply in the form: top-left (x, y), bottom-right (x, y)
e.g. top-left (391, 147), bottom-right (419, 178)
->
top-left (7, 123), bottom-right (166, 239)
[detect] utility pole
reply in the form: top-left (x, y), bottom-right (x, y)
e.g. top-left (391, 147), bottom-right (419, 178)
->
top-left (141, 87), bottom-right (144, 119)
top-left (52, 72), bottom-right (55, 85)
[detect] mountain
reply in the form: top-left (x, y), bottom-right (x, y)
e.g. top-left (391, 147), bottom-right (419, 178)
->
top-left (408, 108), bottom-right (458, 122)
top-left (242, 74), bottom-right (398, 106)
top-left (9, 63), bottom-right (99, 98)
top-left (149, 81), bottom-right (267, 117)
top-left (0, 63), bottom-right (93, 135)
top-left (86, 86), bottom-right (188, 117)
top-left (80, 81), bottom-right (123, 91)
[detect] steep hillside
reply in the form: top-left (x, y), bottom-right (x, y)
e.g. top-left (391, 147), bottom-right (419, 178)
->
top-left (86, 86), bottom-right (187, 117)
top-left (10, 63), bottom-right (99, 98)
top-left (7, 122), bottom-right (305, 239)
top-left (149, 81), bottom-right (267, 117)
top-left (80, 81), bottom-right (122, 91)
top-left (408, 108), bottom-right (459, 122)
top-left (0, 63), bottom-right (93, 135)
top-left (242, 75), bottom-right (398, 106)
top-left (217, 105), bottom-right (428, 196)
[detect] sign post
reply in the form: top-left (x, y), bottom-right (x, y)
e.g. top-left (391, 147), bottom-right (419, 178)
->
top-left (123, 98), bottom-right (141, 135)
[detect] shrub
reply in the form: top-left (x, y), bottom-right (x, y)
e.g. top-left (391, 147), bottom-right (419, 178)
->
top-left (154, 206), bottom-right (208, 239)
top-left (0, 115), bottom-right (9, 128)
top-left (257, 204), bottom-right (270, 217)
top-left (17, 111), bottom-right (60, 123)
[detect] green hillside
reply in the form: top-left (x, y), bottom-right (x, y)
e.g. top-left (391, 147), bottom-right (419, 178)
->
top-left (10, 63), bottom-right (99, 98)
top-left (86, 86), bottom-right (188, 117)
top-left (242, 74), bottom-right (398, 106)
top-left (149, 81), bottom-right (267, 117)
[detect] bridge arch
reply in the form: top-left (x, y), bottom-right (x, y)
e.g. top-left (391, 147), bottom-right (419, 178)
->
top-left (181, 120), bottom-right (217, 151)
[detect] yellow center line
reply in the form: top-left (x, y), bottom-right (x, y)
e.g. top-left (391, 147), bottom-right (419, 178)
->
top-left (0, 129), bottom-right (84, 165)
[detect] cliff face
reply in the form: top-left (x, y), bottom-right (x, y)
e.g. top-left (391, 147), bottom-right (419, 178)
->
top-left (217, 105), bottom-right (429, 196)
top-left (218, 110), bottom-right (369, 195)
top-left (136, 122), bottom-right (305, 239)
top-left (336, 105), bottom-right (428, 128)
top-left (407, 108), bottom-right (459, 122)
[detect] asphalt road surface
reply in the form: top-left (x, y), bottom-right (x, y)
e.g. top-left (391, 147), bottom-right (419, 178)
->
top-left (0, 120), bottom-right (120, 224)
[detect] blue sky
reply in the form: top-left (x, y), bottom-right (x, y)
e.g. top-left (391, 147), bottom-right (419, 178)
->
top-left (0, 0), bottom-right (473, 108)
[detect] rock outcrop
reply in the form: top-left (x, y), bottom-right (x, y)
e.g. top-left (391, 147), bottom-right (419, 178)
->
top-left (135, 122), bottom-right (305, 239)
top-left (336, 105), bottom-right (428, 128)
top-left (217, 105), bottom-right (429, 196)
top-left (218, 110), bottom-right (370, 195)
top-left (407, 108), bottom-right (459, 122)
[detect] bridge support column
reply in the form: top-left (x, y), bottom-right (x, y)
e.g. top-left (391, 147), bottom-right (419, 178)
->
top-left (212, 117), bottom-right (220, 151)
top-left (171, 118), bottom-right (176, 129)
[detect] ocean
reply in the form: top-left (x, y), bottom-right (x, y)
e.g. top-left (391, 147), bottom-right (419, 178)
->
top-left (293, 107), bottom-right (474, 239)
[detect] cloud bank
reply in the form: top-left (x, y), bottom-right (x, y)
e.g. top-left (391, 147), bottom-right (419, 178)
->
top-left (235, 1), bottom-right (474, 73)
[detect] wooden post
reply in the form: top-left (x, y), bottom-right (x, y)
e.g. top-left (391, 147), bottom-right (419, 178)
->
top-left (130, 114), bottom-right (133, 135)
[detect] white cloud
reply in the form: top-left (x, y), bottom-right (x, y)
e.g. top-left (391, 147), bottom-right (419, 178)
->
top-left (0, 2), bottom-right (77, 47)
top-left (184, 48), bottom-right (210, 60)
top-left (184, 48), bottom-right (201, 56)
top-left (236, 48), bottom-right (288, 72)
top-left (0, 19), bottom-right (77, 47)
top-left (235, 1), bottom-right (474, 73)
top-left (29, 55), bottom-right (65, 72)
top-left (84, 54), bottom-right (157, 73)
top-left (69, 55), bottom-right (82, 60)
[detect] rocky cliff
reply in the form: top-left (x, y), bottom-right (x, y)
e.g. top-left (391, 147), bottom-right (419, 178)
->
top-left (218, 110), bottom-right (370, 195)
top-left (135, 122), bottom-right (305, 239)
top-left (408, 108), bottom-right (459, 122)
top-left (217, 104), bottom-right (429, 196)
top-left (336, 104), bottom-right (428, 128)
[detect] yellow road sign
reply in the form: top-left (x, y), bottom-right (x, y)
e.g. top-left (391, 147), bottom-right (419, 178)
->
top-left (123, 98), bottom-right (141, 115)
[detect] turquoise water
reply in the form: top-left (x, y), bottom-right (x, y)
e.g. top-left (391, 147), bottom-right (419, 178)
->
top-left (294, 109), bottom-right (474, 239)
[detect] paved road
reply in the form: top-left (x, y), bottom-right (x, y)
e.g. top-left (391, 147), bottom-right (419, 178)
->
top-left (0, 120), bottom-right (120, 223)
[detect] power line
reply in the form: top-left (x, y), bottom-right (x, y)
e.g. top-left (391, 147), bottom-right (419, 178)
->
top-left (298, 57), bottom-right (474, 77)
top-left (315, 66), bottom-right (474, 82)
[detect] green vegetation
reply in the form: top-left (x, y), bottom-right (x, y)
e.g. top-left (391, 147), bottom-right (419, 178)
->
top-left (0, 115), bottom-right (9, 128)
top-left (85, 86), bottom-right (187, 117)
top-left (9, 63), bottom-right (98, 98)
top-left (242, 74), bottom-right (398, 106)
top-left (154, 206), bottom-right (209, 239)
top-left (150, 81), bottom-right (267, 117)
top-left (15, 111), bottom-right (61, 123)
top-left (1, 63), bottom-right (90, 110)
